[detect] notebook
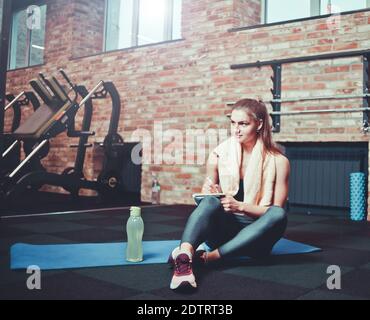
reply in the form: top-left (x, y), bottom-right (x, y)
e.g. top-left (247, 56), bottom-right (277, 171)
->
top-left (192, 193), bottom-right (225, 205)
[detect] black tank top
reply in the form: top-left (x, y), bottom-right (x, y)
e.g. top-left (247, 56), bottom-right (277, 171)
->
top-left (234, 179), bottom-right (244, 201)
top-left (232, 179), bottom-right (256, 224)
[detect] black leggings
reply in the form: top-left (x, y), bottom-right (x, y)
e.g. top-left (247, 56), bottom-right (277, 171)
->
top-left (181, 196), bottom-right (287, 258)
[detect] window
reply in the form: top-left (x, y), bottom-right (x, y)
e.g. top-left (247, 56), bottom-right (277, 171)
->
top-left (320, 0), bottom-right (369, 14)
top-left (0, 0), bottom-right (3, 32)
top-left (105, 0), bottom-right (182, 51)
top-left (264, 0), bottom-right (370, 24)
top-left (266, 0), bottom-right (312, 23)
top-left (8, 4), bottom-right (46, 70)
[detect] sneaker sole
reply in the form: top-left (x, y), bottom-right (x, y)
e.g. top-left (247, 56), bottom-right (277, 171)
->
top-left (170, 280), bottom-right (197, 291)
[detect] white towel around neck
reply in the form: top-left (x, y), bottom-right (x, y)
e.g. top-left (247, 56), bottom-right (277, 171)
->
top-left (213, 137), bottom-right (277, 206)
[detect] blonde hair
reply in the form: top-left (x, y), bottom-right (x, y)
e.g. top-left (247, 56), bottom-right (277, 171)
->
top-left (232, 98), bottom-right (282, 155)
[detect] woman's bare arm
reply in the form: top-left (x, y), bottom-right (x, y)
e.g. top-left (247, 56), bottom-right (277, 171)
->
top-left (201, 152), bottom-right (221, 193)
top-left (272, 154), bottom-right (290, 207)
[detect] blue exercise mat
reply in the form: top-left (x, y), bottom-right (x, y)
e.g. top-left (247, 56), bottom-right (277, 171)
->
top-left (10, 238), bottom-right (321, 270)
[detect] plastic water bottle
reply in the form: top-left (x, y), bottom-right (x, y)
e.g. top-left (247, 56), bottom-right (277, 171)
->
top-left (126, 206), bottom-right (144, 262)
top-left (151, 173), bottom-right (161, 204)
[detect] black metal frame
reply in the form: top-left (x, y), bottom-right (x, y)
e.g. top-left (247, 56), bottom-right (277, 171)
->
top-left (0, 0), bottom-right (12, 172)
top-left (1, 92), bottom-right (41, 177)
top-left (363, 53), bottom-right (370, 132)
top-left (63, 81), bottom-right (121, 179)
top-left (5, 92), bottom-right (40, 132)
top-left (1, 76), bottom-right (124, 203)
top-left (72, 85), bottom-right (94, 177)
top-left (97, 82), bottom-right (121, 136)
top-left (231, 49), bottom-right (370, 133)
top-left (270, 64), bottom-right (281, 132)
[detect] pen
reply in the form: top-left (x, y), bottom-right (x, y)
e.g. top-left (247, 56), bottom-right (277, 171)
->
top-left (206, 177), bottom-right (213, 185)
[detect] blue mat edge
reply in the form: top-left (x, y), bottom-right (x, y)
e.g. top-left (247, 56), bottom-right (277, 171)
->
top-left (10, 240), bottom-right (180, 270)
top-left (10, 238), bottom-right (321, 270)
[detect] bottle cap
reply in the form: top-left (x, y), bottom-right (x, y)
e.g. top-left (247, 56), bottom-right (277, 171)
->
top-left (130, 206), bottom-right (141, 217)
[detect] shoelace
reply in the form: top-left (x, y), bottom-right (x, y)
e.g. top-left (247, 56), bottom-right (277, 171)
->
top-left (175, 256), bottom-right (192, 274)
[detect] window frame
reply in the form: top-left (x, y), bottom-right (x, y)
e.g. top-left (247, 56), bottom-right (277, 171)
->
top-left (261, 0), bottom-right (370, 24)
top-left (8, 3), bottom-right (47, 71)
top-left (104, 0), bottom-right (181, 52)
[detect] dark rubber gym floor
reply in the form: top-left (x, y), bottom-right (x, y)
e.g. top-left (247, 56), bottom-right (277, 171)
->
top-left (1, 203), bottom-right (370, 300)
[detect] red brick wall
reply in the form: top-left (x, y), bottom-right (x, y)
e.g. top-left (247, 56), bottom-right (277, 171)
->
top-left (233, 0), bottom-right (261, 27)
top-left (45, 0), bottom-right (74, 64)
top-left (71, 0), bottom-right (105, 58)
top-left (5, 0), bottom-right (370, 218)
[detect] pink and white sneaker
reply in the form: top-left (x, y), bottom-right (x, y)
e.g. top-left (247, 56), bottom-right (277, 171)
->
top-left (170, 252), bottom-right (197, 290)
top-left (168, 246), bottom-right (207, 267)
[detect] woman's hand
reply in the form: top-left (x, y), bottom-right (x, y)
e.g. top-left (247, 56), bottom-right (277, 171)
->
top-left (221, 195), bottom-right (243, 212)
top-left (202, 177), bottom-right (222, 194)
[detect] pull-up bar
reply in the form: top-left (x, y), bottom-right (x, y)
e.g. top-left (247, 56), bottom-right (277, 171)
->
top-left (230, 49), bottom-right (370, 133)
top-left (230, 49), bottom-right (370, 70)
top-left (270, 93), bottom-right (370, 104)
